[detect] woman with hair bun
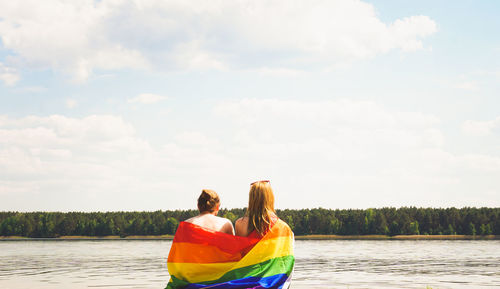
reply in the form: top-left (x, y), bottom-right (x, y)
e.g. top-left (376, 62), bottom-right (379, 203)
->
top-left (184, 189), bottom-right (234, 235)
top-left (167, 182), bottom-right (294, 289)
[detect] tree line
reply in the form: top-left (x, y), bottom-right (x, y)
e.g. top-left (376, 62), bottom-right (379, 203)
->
top-left (0, 207), bottom-right (498, 237)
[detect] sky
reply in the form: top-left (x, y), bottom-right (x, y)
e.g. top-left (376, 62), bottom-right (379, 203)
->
top-left (0, 0), bottom-right (499, 212)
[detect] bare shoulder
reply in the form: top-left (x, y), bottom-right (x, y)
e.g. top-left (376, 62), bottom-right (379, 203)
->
top-left (235, 216), bottom-right (248, 225)
top-left (184, 216), bottom-right (196, 223)
top-left (215, 215), bottom-right (231, 224)
top-left (221, 218), bottom-right (235, 235)
top-left (235, 217), bottom-right (249, 237)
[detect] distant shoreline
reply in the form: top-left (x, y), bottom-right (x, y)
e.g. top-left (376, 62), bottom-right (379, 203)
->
top-left (1, 234), bottom-right (499, 241)
top-left (294, 234), bottom-right (500, 240)
top-left (3, 208), bottom-right (498, 237)
top-left (0, 235), bottom-right (174, 240)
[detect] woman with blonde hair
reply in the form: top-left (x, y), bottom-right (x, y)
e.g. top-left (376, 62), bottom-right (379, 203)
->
top-left (235, 180), bottom-right (277, 237)
top-left (184, 189), bottom-right (234, 235)
top-left (167, 182), bottom-right (294, 289)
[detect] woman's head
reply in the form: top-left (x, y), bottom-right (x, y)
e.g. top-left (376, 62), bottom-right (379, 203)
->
top-left (197, 189), bottom-right (220, 213)
top-left (247, 180), bottom-right (275, 235)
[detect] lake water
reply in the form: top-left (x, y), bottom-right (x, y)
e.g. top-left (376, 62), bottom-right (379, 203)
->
top-left (0, 240), bottom-right (499, 289)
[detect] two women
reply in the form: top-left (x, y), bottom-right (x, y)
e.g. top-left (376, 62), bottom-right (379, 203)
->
top-left (185, 180), bottom-right (277, 237)
top-left (167, 180), bottom-right (294, 289)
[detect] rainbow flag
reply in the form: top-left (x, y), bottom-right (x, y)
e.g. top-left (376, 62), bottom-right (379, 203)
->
top-left (166, 219), bottom-right (294, 289)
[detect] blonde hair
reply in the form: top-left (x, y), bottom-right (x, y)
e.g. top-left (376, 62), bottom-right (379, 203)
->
top-left (197, 189), bottom-right (220, 213)
top-left (247, 181), bottom-right (275, 235)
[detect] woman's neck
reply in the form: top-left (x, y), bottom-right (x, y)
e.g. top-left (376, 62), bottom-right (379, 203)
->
top-left (200, 210), bottom-right (217, 216)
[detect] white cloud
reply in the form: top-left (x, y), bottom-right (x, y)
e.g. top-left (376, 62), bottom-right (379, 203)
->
top-left (213, 98), bottom-right (445, 165)
top-left (0, 114), bottom-right (156, 210)
top-left (0, 0), bottom-right (437, 81)
top-left (0, 0), bottom-right (148, 83)
top-left (387, 15), bottom-right (437, 52)
top-left (212, 99), bottom-right (499, 208)
top-left (455, 80), bottom-right (477, 90)
top-left (173, 131), bottom-right (220, 148)
top-left (13, 86), bottom-right (47, 93)
top-left (0, 62), bottom-right (19, 86)
top-left (251, 67), bottom-right (307, 77)
top-left (65, 99), bottom-right (77, 109)
top-left (1, 101), bottom-right (498, 211)
top-left (0, 114), bottom-right (235, 211)
top-left (462, 116), bottom-right (500, 136)
top-left (214, 98), bottom-right (440, 129)
top-left (128, 93), bottom-right (168, 104)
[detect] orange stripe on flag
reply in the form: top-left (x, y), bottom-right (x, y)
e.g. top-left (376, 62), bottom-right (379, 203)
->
top-left (168, 242), bottom-right (243, 263)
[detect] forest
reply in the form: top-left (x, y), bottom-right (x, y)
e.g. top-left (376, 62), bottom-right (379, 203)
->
top-left (0, 207), bottom-right (498, 237)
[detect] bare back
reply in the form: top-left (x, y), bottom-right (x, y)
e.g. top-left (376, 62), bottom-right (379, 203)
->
top-left (235, 213), bottom-right (278, 237)
top-left (185, 213), bottom-right (235, 235)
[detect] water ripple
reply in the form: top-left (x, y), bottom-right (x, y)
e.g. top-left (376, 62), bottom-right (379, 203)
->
top-left (0, 240), bottom-right (499, 289)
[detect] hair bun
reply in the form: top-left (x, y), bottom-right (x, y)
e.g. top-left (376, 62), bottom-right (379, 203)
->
top-left (197, 189), bottom-right (220, 213)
